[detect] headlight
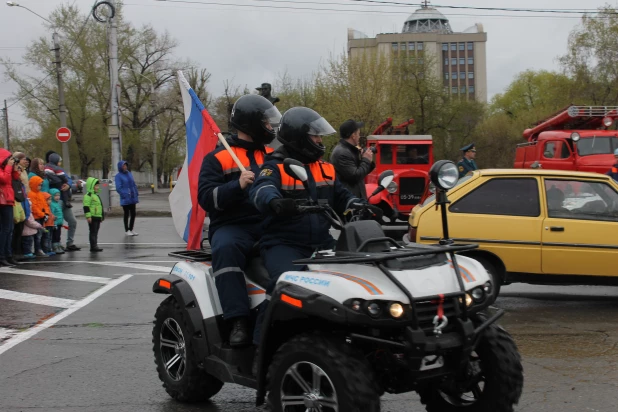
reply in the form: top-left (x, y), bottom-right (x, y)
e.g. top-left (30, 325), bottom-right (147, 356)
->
top-left (351, 300), bottom-right (362, 311)
top-left (471, 287), bottom-right (485, 302)
top-left (389, 302), bottom-right (404, 318)
top-left (459, 293), bottom-right (473, 307)
top-left (366, 302), bottom-right (382, 317)
top-left (387, 181), bottom-right (398, 194)
top-left (429, 160), bottom-right (459, 190)
top-left (570, 132), bottom-right (580, 142)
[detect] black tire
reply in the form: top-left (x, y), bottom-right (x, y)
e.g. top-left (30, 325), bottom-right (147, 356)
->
top-left (152, 296), bottom-right (223, 402)
top-left (473, 256), bottom-right (502, 301)
top-left (267, 333), bottom-right (380, 412)
top-left (420, 322), bottom-right (524, 412)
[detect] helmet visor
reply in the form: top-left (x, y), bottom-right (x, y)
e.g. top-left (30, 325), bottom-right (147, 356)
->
top-left (263, 106), bottom-right (282, 126)
top-left (307, 116), bottom-right (336, 137)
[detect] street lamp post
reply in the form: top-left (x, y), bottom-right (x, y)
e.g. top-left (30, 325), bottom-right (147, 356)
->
top-left (120, 68), bottom-right (159, 192)
top-left (7, 1), bottom-right (71, 175)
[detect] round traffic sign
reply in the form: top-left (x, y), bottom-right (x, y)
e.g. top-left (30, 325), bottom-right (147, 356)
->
top-left (56, 127), bottom-right (71, 143)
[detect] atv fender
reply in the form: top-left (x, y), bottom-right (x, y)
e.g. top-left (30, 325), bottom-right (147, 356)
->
top-left (153, 275), bottom-right (212, 361)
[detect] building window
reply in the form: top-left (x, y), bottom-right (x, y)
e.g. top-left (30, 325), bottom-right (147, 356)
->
top-left (460, 72), bottom-right (465, 79)
top-left (392, 43), bottom-right (398, 51)
top-left (444, 59), bottom-right (448, 65)
top-left (468, 57), bottom-right (474, 65)
top-left (450, 43), bottom-right (456, 51)
top-left (452, 86), bottom-right (458, 94)
top-left (409, 56), bottom-right (415, 64)
top-left (468, 72), bottom-right (474, 79)
top-left (459, 43), bottom-right (465, 51)
top-left (460, 86), bottom-right (466, 94)
top-left (409, 42), bottom-right (415, 51)
top-left (467, 42), bottom-right (474, 50)
top-left (469, 86), bottom-right (475, 93)
top-left (459, 58), bottom-right (465, 65)
top-left (444, 73), bottom-right (449, 80)
top-left (442, 43), bottom-right (448, 51)
top-left (451, 58), bottom-right (457, 65)
top-left (417, 42), bottom-right (423, 51)
top-left (452, 72), bottom-right (458, 79)
top-left (400, 43), bottom-right (407, 51)
top-left (417, 58), bottom-right (424, 65)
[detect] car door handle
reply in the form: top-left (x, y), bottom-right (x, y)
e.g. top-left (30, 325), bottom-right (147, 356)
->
top-left (548, 226), bottom-right (564, 232)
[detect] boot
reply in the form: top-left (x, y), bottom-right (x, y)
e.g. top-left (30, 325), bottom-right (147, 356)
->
top-left (65, 244), bottom-right (81, 251)
top-left (229, 317), bottom-right (250, 347)
top-left (0, 259), bottom-right (15, 267)
top-left (53, 243), bottom-right (65, 254)
top-left (6, 256), bottom-right (18, 265)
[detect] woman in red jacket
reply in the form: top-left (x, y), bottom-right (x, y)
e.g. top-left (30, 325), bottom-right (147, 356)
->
top-left (0, 149), bottom-right (20, 266)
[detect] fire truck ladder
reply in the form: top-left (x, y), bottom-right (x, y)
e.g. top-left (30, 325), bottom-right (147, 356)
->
top-left (523, 105), bottom-right (618, 142)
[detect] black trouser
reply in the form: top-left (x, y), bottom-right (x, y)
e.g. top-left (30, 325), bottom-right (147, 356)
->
top-left (0, 205), bottom-right (14, 260)
top-left (122, 204), bottom-right (136, 232)
top-left (12, 221), bottom-right (24, 256)
top-left (88, 218), bottom-right (102, 249)
top-left (52, 226), bottom-right (61, 243)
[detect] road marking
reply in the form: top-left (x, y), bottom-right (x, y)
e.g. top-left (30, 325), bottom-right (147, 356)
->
top-left (0, 289), bottom-right (76, 308)
top-left (0, 328), bottom-right (17, 340)
top-left (0, 268), bottom-right (110, 284)
top-left (88, 262), bottom-right (172, 273)
top-left (96, 242), bottom-right (186, 246)
top-left (0, 275), bottom-right (132, 356)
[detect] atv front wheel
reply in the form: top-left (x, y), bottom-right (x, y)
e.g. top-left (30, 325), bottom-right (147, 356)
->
top-left (267, 333), bottom-right (380, 412)
top-left (153, 296), bottom-right (223, 402)
top-left (420, 323), bottom-right (523, 412)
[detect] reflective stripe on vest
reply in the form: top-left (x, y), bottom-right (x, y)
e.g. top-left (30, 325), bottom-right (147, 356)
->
top-left (214, 146), bottom-right (273, 175)
top-left (276, 161), bottom-right (336, 191)
top-left (613, 167), bottom-right (618, 174)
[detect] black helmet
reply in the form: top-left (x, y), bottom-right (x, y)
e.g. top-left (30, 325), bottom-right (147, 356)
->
top-left (277, 107), bottom-right (336, 162)
top-left (230, 95), bottom-right (282, 144)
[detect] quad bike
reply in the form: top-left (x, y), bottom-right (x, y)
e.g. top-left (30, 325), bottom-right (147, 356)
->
top-left (152, 159), bottom-right (524, 411)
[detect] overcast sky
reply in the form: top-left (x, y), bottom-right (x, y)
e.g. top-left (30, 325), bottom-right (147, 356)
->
top-left (1, 0), bottom-right (616, 128)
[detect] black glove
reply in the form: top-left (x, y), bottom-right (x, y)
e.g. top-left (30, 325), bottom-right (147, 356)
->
top-left (269, 198), bottom-right (297, 217)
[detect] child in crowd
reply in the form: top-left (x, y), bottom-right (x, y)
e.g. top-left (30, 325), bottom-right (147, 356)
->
top-left (27, 176), bottom-right (49, 257)
top-left (49, 189), bottom-right (65, 254)
top-left (42, 192), bottom-right (56, 256)
top-left (83, 177), bottom-right (104, 252)
top-left (22, 199), bottom-right (44, 259)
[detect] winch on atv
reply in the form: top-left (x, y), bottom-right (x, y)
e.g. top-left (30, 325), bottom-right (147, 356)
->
top-left (151, 159), bottom-right (524, 412)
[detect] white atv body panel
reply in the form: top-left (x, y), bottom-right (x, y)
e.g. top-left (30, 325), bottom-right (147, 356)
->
top-left (167, 255), bottom-right (488, 320)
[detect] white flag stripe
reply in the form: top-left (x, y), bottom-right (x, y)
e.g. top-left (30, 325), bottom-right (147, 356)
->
top-left (0, 268), bottom-right (110, 284)
top-left (0, 289), bottom-right (76, 308)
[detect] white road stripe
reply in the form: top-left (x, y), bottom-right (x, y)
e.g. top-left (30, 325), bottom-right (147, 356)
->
top-left (0, 328), bottom-right (17, 340)
top-left (0, 289), bottom-right (76, 308)
top-left (0, 268), bottom-right (110, 284)
top-left (0, 275), bottom-right (132, 356)
top-left (88, 262), bottom-right (172, 273)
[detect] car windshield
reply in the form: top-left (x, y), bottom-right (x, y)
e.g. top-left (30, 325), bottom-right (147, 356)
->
top-left (380, 144), bottom-right (430, 164)
top-left (576, 136), bottom-right (618, 156)
top-left (420, 174), bottom-right (474, 207)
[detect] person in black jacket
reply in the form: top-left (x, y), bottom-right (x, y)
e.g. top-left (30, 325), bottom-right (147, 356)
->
top-left (330, 119), bottom-right (375, 198)
top-left (197, 94), bottom-right (281, 347)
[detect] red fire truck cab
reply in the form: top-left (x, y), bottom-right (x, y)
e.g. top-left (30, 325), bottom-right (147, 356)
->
top-left (515, 105), bottom-right (618, 173)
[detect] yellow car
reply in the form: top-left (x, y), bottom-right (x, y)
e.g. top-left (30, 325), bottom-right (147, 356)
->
top-left (406, 169), bottom-right (618, 293)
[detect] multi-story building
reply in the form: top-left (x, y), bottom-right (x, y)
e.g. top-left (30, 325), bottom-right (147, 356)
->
top-left (348, 5), bottom-right (488, 102)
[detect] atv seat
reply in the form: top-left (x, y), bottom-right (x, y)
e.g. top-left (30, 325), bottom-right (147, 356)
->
top-left (244, 244), bottom-right (271, 290)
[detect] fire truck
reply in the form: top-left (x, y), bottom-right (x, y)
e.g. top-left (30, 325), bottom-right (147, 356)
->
top-left (514, 105), bottom-right (618, 173)
top-left (364, 117), bottom-right (433, 233)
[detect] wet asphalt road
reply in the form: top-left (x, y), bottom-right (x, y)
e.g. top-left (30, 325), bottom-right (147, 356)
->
top-left (1, 216), bottom-right (617, 411)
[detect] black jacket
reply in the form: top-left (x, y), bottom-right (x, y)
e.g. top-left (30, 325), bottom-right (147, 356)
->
top-left (330, 139), bottom-right (375, 199)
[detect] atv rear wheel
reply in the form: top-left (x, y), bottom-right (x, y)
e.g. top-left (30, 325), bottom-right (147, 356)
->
top-left (267, 333), bottom-right (380, 412)
top-left (420, 322), bottom-right (523, 412)
top-left (153, 296), bottom-right (223, 402)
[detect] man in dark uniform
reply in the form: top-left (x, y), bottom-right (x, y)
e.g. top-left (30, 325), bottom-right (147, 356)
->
top-left (457, 142), bottom-right (478, 178)
top-left (255, 83), bottom-right (280, 105)
top-left (197, 94), bottom-right (281, 347)
top-left (249, 107), bottom-right (363, 370)
top-left (330, 119), bottom-right (375, 198)
top-left (606, 149), bottom-right (618, 182)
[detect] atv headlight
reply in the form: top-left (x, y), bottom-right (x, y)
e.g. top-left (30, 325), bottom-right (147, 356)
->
top-left (430, 160), bottom-right (459, 190)
top-left (471, 287), bottom-right (485, 302)
top-left (459, 293), bottom-right (473, 307)
top-left (389, 302), bottom-right (404, 318)
top-left (387, 181), bottom-right (398, 194)
top-left (366, 301), bottom-right (382, 317)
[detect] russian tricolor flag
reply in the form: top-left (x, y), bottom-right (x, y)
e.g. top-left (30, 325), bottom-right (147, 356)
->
top-left (170, 71), bottom-right (219, 250)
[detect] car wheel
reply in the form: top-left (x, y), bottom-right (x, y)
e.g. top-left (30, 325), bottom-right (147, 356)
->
top-left (419, 321), bottom-right (524, 412)
top-left (152, 296), bottom-right (223, 402)
top-left (267, 333), bottom-right (380, 412)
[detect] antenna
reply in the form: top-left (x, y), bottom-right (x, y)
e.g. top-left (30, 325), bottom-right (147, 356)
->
top-left (422, 0), bottom-right (431, 8)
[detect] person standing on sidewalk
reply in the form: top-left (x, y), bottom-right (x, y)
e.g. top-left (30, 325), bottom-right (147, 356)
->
top-left (114, 160), bottom-right (139, 236)
top-left (83, 177), bottom-right (104, 252)
top-left (45, 151), bottom-right (80, 251)
top-left (0, 149), bottom-right (20, 267)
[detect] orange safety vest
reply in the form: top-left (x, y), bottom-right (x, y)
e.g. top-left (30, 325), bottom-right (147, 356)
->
top-left (275, 161), bottom-right (336, 191)
top-left (214, 146), bottom-right (273, 175)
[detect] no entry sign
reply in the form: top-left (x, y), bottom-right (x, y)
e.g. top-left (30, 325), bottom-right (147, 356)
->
top-left (56, 127), bottom-right (71, 143)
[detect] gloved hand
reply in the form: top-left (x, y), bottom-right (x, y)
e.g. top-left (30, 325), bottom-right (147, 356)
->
top-left (269, 198), bottom-right (297, 217)
top-left (43, 214), bottom-right (49, 223)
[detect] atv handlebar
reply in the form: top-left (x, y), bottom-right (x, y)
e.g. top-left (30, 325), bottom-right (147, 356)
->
top-left (294, 200), bottom-right (385, 229)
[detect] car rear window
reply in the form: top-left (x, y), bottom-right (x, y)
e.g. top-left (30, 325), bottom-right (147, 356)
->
top-left (449, 178), bottom-right (540, 217)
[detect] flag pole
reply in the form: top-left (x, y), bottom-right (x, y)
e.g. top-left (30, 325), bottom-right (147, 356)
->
top-left (216, 132), bottom-right (247, 173)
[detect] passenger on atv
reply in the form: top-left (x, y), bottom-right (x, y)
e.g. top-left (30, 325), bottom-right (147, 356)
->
top-left (249, 107), bottom-right (381, 368)
top-left (197, 94), bottom-right (281, 348)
